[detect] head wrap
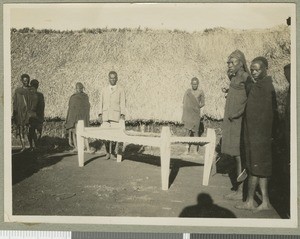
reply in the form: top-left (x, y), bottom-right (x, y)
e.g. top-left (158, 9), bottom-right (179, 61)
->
top-left (228, 49), bottom-right (251, 77)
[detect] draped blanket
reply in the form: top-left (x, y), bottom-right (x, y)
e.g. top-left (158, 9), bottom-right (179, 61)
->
top-left (244, 76), bottom-right (277, 177)
top-left (221, 72), bottom-right (248, 156)
top-left (65, 92), bottom-right (90, 130)
top-left (182, 89), bottom-right (204, 133)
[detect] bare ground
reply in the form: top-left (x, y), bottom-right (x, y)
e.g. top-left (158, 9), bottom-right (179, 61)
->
top-left (12, 140), bottom-right (289, 219)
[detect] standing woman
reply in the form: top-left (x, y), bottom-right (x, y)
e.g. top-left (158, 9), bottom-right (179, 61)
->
top-left (222, 50), bottom-right (252, 200)
top-left (65, 82), bottom-right (91, 152)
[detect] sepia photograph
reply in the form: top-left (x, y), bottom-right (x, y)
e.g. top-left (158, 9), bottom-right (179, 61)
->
top-left (3, 2), bottom-right (297, 228)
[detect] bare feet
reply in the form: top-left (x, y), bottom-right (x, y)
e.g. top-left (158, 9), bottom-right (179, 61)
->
top-left (20, 147), bottom-right (26, 153)
top-left (104, 153), bottom-right (110, 160)
top-left (252, 203), bottom-right (273, 212)
top-left (235, 201), bottom-right (257, 210)
top-left (224, 191), bottom-right (243, 200)
top-left (110, 154), bottom-right (117, 161)
top-left (70, 148), bottom-right (77, 153)
top-left (85, 147), bottom-right (96, 154)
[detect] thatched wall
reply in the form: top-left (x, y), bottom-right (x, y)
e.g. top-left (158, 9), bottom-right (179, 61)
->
top-left (11, 26), bottom-right (290, 122)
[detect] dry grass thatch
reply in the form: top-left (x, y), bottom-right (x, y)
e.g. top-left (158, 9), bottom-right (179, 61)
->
top-left (11, 26), bottom-right (290, 122)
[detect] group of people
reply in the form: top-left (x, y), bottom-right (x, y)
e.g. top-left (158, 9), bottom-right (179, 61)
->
top-left (220, 50), bottom-right (279, 211)
top-left (180, 49), bottom-right (283, 212)
top-left (65, 71), bottom-right (126, 160)
top-left (13, 50), bottom-right (286, 213)
top-left (12, 74), bottom-right (45, 152)
top-left (12, 71), bottom-right (126, 160)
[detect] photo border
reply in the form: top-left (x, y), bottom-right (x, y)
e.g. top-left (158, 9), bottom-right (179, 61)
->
top-left (1, 0), bottom-right (299, 235)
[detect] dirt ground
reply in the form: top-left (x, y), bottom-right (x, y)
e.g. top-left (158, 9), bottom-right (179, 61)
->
top-left (11, 128), bottom-right (290, 219)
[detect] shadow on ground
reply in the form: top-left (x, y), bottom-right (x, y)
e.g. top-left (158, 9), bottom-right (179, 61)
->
top-left (215, 133), bottom-right (290, 219)
top-left (12, 136), bottom-right (74, 185)
top-left (179, 193), bottom-right (236, 218)
top-left (123, 144), bottom-right (204, 188)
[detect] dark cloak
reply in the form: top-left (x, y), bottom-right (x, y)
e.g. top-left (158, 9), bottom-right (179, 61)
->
top-left (182, 89), bottom-right (205, 133)
top-left (65, 92), bottom-right (90, 130)
top-left (244, 76), bottom-right (278, 177)
top-left (221, 71), bottom-right (249, 156)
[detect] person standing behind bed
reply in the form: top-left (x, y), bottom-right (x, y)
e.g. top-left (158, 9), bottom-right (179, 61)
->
top-left (182, 77), bottom-right (205, 154)
top-left (65, 82), bottom-right (91, 153)
top-left (98, 71), bottom-right (126, 160)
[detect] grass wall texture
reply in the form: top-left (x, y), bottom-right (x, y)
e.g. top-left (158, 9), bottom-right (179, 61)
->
top-left (11, 26), bottom-right (290, 122)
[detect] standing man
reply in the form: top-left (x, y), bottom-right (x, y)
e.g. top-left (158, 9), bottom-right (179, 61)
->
top-left (12, 74), bottom-right (31, 152)
top-left (26, 79), bottom-right (40, 151)
top-left (99, 71), bottom-right (126, 160)
top-left (236, 57), bottom-right (278, 211)
top-left (29, 79), bottom-right (45, 143)
top-left (182, 77), bottom-right (205, 154)
top-left (222, 50), bottom-right (252, 200)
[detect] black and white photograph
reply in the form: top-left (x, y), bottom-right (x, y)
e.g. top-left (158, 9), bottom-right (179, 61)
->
top-left (3, 3), bottom-right (297, 227)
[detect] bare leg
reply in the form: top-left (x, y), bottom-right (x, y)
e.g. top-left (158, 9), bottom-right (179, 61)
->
top-left (68, 130), bottom-right (74, 147)
top-left (84, 138), bottom-right (91, 152)
top-left (254, 177), bottom-right (273, 211)
top-left (72, 130), bottom-right (77, 149)
top-left (28, 126), bottom-right (37, 150)
top-left (19, 126), bottom-right (26, 151)
top-left (19, 134), bottom-right (26, 152)
top-left (183, 129), bottom-right (192, 154)
top-left (224, 156), bottom-right (243, 200)
top-left (32, 127), bottom-right (38, 148)
top-left (236, 156), bottom-right (242, 177)
top-left (27, 127), bottom-right (33, 149)
top-left (235, 175), bottom-right (258, 210)
top-left (104, 141), bottom-right (110, 160)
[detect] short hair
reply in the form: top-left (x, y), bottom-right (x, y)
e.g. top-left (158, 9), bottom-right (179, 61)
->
top-left (30, 79), bottom-right (39, 88)
top-left (76, 82), bottom-right (84, 89)
top-left (21, 74), bottom-right (30, 81)
top-left (108, 71), bottom-right (118, 79)
top-left (191, 77), bottom-right (199, 84)
top-left (252, 56), bottom-right (268, 69)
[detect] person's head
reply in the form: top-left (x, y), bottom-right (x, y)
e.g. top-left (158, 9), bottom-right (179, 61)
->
top-left (227, 50), bottom-right (249, 76)
top-left (197, 193), bottom-right (213, 206)
top-left (76, 82), bottom-right (84, 93)
top-left (108, 71), bottom-right (118, 86)
top-left (30, 79), bottom-right (39, 89)
top-left (250, 57), bottom-right (268, 80)
top-left (191, 77), bottom-right (199, 90)
top-left (20, 74), bottom-right (30, 87)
